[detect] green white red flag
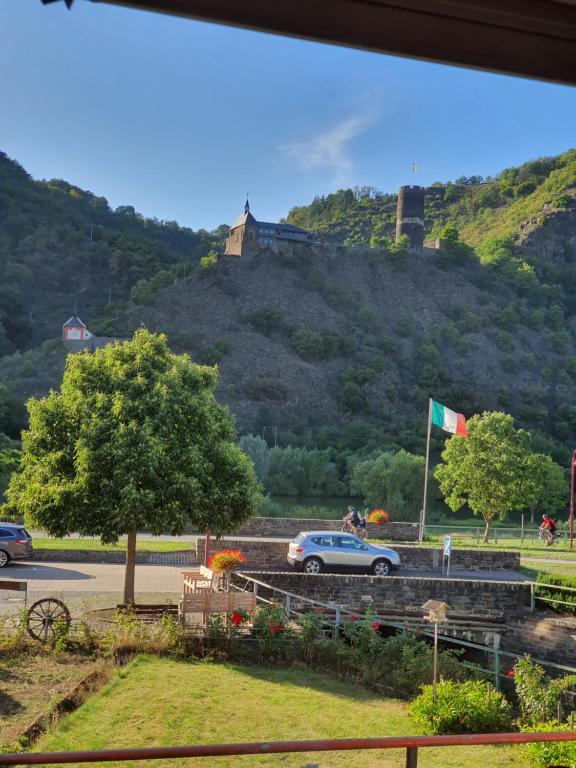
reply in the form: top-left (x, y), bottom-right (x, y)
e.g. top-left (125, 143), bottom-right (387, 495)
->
top-left (431, 399), bottom-right (467, 437)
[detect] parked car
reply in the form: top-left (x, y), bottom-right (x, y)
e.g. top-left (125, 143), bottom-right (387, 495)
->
top-left (287, 531), bottom-right (400, 576)
top-left (0, 523), bottom-right (33, 567)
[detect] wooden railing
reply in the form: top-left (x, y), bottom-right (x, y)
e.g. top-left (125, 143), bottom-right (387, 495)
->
top-left (3, 731), bottom-right (576, 766)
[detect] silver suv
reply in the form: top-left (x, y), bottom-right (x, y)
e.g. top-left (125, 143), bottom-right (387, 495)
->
top-left (0, 524), bottom-right (33, 567)
top-left (287, 531), bottom-right (400, 576)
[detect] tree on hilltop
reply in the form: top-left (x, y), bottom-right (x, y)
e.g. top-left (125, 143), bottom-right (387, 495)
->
top-left (434, 411), bottom-right (537, 542)
top-left (5, 329), bottom-right (260, 603)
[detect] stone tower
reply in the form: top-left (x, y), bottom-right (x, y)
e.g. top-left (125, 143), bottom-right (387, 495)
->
top-left (395, 185), bottom-right (425, 249)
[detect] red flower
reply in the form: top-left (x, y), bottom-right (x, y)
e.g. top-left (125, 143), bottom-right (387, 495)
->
top-left (507, 669), bottom-right (515, 678)
top-left (349, 615), bottom-right (357, 622)
top-left (268, 619), bottom-right (283, 635)
top-left (207, 549), bottom-right (247, 572)
top-left (371, 622), bottom-right (380, 630)
top-left (230, 612), bottom-right (242, 626)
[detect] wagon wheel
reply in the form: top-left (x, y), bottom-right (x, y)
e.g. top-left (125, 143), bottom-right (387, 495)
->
top-left (26, 598), bottom-right (71, 643)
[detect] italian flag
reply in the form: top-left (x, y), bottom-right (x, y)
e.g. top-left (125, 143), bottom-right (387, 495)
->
top-left (431, 399), bottom-right (467, 437)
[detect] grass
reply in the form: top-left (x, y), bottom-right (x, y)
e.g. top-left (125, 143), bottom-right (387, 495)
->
top-left (35, 656), bottom-right (529, 768)
top-left (0, 653), bottom-right (105, 752)
top-left (33, 538), bottom-right (194, 553)
top-left (520, 562), bottom-right (576, 581)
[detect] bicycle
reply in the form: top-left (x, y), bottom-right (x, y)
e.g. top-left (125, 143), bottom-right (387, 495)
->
top-left (341, 519), bottom-right (368, 540)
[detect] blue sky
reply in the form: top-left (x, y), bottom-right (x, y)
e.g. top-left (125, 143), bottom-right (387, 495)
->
top-left (2, 0), bottom-right (576, 231)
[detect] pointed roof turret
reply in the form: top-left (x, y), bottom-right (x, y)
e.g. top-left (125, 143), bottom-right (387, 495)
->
top-left (244, 197), bottom-right (250, 214)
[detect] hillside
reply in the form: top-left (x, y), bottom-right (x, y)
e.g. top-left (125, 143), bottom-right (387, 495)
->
top-left (0, 152), bottom-right (220, 356)
top-left (2, 149), bottom-right (576, 466)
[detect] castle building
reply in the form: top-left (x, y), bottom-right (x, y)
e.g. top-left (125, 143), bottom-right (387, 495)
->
top-left (395, 185), bottom-right (425, 249)
top-left (63, 314), bottom-right (92, 342)
top-left (224, 199), bottom-right (313, 256)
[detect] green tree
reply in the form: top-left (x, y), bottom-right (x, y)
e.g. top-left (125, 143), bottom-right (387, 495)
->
top-left (5, 330), bottom-right (259, 603)
top-left (525, 453), bottom-right (568, 523)
top-left (351, 449), bottom-right (425, 522)
top-left (0, 434), bottom-right (19, 506)
top-left (238, 434), bottom-right (270, 483)
top-left (434, 411), bottom-right (536, 542)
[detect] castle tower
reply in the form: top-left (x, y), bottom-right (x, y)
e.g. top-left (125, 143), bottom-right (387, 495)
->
top-left (395, 186), bottom-right (425, 249)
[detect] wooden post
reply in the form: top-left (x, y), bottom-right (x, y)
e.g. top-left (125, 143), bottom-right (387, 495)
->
top-left (432, 622), bottom-right (438, 702)
top-left (204, 529), bottom-right (211, 567)
top-left (123, 530), bottom-right (137, 606)
top-left (406, 746), bottom-right (419, 768)
top-left (419, 398), bottom-right (433, 544)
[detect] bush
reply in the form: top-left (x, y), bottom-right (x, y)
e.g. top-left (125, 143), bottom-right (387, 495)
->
top-left (522, 723), bottom-right (576, 768)
top-left (410, 680), bottom-right (512, 734)
top-left (534, 574), bottom-right (576, 616)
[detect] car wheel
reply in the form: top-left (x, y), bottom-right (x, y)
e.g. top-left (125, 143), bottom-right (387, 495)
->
top-left (0, 550), bottom-right (10, 568)
top-left (303, 557), bottom-right (322, 575)
top-left (372, 559), bottom-right (390, 577)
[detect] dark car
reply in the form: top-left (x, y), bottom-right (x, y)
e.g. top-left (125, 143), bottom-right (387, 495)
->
top-left (0, 523), bottom-right (33, 567)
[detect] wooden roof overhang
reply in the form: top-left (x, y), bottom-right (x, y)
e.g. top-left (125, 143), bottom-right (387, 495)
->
top-left (63, 1), bottom-right (576, 86)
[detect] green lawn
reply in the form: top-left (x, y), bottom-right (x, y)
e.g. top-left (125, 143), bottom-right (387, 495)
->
top-left (33, 538), bottom-right (194, 553)
top-left (35, 656), bottom-right (529, 768)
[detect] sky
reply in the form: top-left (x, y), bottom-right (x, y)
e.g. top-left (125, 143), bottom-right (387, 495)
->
top-left (1, 1), bottom-right (576, 231)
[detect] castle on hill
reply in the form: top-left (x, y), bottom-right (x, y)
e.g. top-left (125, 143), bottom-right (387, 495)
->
top-left (224, 199), bottom-right (313, 256)
top-left (225, 189), bottom-right (442, 257)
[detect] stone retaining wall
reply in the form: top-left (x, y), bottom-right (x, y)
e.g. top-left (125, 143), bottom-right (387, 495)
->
top-left (32, 548), bottom-right (199, 565)
top-left (197, 538), bottom-right (520, 572)
top-left (236, 517), bottom-right (419, 540)
top-left (504, 613), bottom-right (576, 662)
top-left (237, 570), bottom-right (531, 620)
top-left (34, 539), bottom-right (520, 572)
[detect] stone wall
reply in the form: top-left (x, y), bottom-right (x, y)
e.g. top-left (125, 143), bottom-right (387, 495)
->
top-left (33, 538), bottom-right (519, 573)
top-left (33, 548), bottom-right (199, 566)
top-left (504, 613), bottom-right (576, 662)
top-left (236, 571), bottom-right (531, 620)
top-left (236, 518), bottom-right (419, 541)
top-left (197, 538), bottom-right (520, 573)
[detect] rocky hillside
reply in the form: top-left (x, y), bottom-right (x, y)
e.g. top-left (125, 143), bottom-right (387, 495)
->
top-left (2, 150), bottom-right (576, 463)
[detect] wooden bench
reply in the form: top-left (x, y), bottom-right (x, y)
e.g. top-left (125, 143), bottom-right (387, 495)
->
top-left (0, 579), bottom-right (27, 607)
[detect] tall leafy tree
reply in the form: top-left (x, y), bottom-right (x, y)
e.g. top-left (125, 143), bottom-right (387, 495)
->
top-left (238, 434), bottom-right (270, 483)
top-left (525, 453), bottom-right (568, 523)
top-left (351, 449), bottom-right (426, 521)
top-left (434, 411), bottom-right (536, 542)
top-left (5, 330), bottom-right (259, 603)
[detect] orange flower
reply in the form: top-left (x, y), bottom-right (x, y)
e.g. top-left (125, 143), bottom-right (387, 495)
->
top-left (367, 509), bottom-right (389, 524)
top-left (208, 549), bottom-right (247, 572)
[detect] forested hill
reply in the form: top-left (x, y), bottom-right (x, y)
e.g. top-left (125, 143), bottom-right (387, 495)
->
top-left (2, 149), bottom-right (576, 470)
top-left (0, 152), bottom-right (220, 356)
top-left (285, 149), bottom-right (576, 250)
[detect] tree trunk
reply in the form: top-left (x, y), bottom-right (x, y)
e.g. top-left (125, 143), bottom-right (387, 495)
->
top-left (123, 530), bottom-right (137, 606)
top-left (483, 519), bottom-right (491, 544)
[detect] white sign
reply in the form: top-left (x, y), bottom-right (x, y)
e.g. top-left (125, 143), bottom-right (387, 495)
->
top-left (443, 535), bottom-right (452, 557)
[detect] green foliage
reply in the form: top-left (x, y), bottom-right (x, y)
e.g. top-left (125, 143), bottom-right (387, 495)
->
top-left (435, 412), bottom-right (537, 540)
top-left (291, 328), bottom-right (341, 361)
top-left (522, 723), bottom-right (576, 768)
top-left (199, 251), bottom-right (218, 271)
top-left (534, 574), bottom-right (576, 616)
top-left (197, 338), bottom-right (229, 365)
top-left (245, 308), bottom-right (284, 335)
top-left (238, 434), bottom-right (270, 483)
top-left (266, 446), bottom-right (344, 496)
top-left (514, 657), bottom-right (576, 727)
top-left (0, 440), bottom-right (19, 505)
top-left (410, 680), bottom-right (512, 735)
top-left (351, 450), bottom-right (425, 522)
top-left (525, 453), bottom-right (568, 518)
top-left (5, 330), bottom-right (260, 600)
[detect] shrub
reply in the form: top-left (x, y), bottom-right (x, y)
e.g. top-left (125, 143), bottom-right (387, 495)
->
top-left (534, 574), bottom-right (576, 616)
top-left (410, 680), bottom-right (512, 734)
top-left (513, 657), bottom-right (576, 727)
top-left (246, 308), bottom-right (284, 335)
top-left (199, 251), bottom-right (218, 270)
top-left (207, 549), bottom-right (247, 572)
top-left (522, 723), bottom-right (576, 768)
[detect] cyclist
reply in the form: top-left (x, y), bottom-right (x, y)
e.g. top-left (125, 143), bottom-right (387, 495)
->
top-left (539, 514), bottom-right (557, 545)
top-left (342, 506), bottom-right (361, 535)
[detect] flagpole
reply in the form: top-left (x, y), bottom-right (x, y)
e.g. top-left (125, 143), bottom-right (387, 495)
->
top-left (420, 397), bottom-right (433, 544)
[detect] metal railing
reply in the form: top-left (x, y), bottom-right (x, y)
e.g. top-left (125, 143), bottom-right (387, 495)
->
top-left (3, 731), bottom-right (576, 766)
top-left (424, 524), bottom-right (573, 547)
top-left (231, 572), bottom-right (576, 688)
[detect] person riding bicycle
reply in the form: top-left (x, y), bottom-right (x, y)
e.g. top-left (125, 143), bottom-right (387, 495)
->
top-left (343, 506), bottom-right (361, 535)
top-left (540, 514), bottom-right (557, 545)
